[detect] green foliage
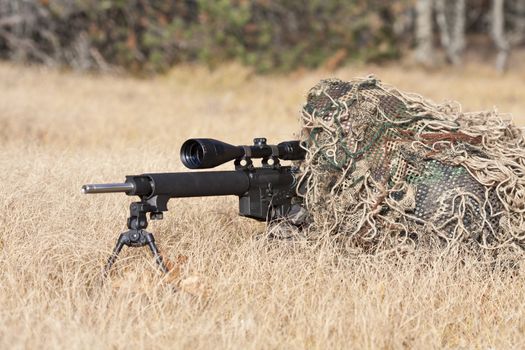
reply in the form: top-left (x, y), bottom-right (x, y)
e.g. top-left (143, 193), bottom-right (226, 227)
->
top-left (0, 0), bottom-right (406, 73)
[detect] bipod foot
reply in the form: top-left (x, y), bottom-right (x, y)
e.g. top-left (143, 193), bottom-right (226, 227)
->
top-left (103, 229), bottom-right (169, 278)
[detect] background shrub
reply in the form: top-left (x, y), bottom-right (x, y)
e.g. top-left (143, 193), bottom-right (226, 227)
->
top-left (0, 0), bottom-right (521, 73)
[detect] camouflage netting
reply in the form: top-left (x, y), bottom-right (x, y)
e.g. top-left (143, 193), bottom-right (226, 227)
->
top-left (297, 76), bottom-right (525, 252)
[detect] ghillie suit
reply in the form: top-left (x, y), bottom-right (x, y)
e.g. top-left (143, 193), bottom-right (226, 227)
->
top-left (298, 77), bottom-right (525, 252)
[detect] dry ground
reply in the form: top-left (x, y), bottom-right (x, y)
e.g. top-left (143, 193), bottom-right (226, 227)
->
top-left (1, 61), bottom-right (525, 349)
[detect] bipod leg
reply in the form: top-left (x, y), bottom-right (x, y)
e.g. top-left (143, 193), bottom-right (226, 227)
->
top-left (104, 239), bottom-right (124, 277)
top-left (145, 232), bottom-right (169, 273)
top-left (103, 231), bottom-right (131, 278)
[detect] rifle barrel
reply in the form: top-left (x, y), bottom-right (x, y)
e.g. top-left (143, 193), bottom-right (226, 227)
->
top-left (81, 183), bottom-right (135, 194)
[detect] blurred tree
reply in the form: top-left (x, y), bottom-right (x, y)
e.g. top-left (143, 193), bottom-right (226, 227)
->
top-left (491, 0), bottom-right (525, 72)
top-left (511, 0), bottom-right (525, 43)
top-left (492, 0), bottom-right (509, 71)
top-left (415, 0), bottom-right (434, 66)
top-left (435, 0), bottom-right (466, 65)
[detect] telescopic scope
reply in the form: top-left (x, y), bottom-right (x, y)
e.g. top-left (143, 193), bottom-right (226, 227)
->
top-left (180, 138), bottom-right (305, 169)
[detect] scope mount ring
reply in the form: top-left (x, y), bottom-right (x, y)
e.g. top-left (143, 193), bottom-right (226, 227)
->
top-left (261, 156), bottom-right (280, 169)
top-left (234, 156), bottom-right (254, 171)
top-left (261, 145), bottom-right (281, 169)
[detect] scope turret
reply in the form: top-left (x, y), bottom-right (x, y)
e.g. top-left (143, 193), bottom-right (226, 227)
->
top-left (180, 138), bottom-right (305, 169)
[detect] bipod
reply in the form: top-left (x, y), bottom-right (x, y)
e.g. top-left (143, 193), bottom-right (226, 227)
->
top-left (103, 200), bottom-right (169, 277)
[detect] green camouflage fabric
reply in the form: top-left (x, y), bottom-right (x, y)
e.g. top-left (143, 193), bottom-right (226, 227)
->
top-left (298, 77), bottom-right (525, 251)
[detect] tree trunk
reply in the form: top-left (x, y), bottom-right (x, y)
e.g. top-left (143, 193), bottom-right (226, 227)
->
top-left (492, 0), bottom-right (510, 72)
top-left (415, 0), bottom-right (434, 66)
top-left (509, 0), bottom-right (525, 45)
top-left (435, 0), bottom-right (466, 65)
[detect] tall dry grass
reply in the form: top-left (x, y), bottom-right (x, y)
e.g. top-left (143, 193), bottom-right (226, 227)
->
top-left (1, 62), bottom-right (525, 349)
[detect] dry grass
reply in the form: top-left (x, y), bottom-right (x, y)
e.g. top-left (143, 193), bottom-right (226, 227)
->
top-left (1, 61), bottom-right (525, 349)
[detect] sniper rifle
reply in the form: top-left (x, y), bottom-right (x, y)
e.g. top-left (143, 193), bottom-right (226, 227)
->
top-left (81, 138), bottom-right (306, 275)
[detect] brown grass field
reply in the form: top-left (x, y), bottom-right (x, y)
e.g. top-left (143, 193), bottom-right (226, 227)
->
top-left (1, 61), bottom-right (525, 349)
